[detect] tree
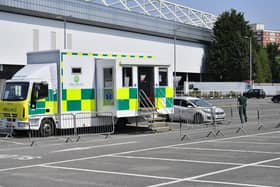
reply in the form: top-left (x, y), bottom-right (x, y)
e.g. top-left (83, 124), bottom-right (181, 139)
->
top-left (206, 9), bottom-right (255, 81)
top-left (255, 47), bottom-right (272, 83)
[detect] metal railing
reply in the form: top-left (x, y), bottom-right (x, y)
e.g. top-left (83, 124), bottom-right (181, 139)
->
top-left (138, 89), bottom-right (157, 122)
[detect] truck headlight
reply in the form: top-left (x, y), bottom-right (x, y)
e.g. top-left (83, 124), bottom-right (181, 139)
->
top-left (18, 122), bottom-right (28, 128)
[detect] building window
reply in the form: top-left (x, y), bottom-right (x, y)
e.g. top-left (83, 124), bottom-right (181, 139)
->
top-left (122, 67), bottom-right (132, 87)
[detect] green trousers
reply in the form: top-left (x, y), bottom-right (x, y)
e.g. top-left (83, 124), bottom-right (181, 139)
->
top-left (239, 105), bottom-right (247, 123)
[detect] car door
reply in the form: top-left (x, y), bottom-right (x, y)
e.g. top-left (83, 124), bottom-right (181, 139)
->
top-left (180, 99), bottom-right (195, 122)
top-left (173, 99), bottom-right (182, 121)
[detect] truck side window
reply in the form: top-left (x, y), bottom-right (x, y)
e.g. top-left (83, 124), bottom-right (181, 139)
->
top-left (72, 67), bottom-right (82, 74)
top-left (122, 67), bottom-right (132, 87)
top-left (159, 67), bottom-right (168, 86)
top-left (31, 82), bottom-right (48, 109)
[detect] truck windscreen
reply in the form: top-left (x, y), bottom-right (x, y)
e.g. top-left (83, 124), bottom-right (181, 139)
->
top-left (2, 82), bottom-right (29, 101)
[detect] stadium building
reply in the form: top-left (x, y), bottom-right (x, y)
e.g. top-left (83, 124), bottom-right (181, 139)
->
top-left (0, 0), bottom-right (216, 93)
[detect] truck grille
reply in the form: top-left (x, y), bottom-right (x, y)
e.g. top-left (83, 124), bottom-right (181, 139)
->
top-left (3, 113), bottom-right (17, 121)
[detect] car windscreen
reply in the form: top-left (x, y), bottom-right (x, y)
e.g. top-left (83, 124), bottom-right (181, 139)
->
top-left (2, 82), bottom-right (29, 101)
top-left (190, 99), bottom-right (212, 107)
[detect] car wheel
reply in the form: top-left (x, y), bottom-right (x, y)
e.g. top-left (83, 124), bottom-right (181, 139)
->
top-left (39, 118), bottom-right (54, 137)
top-left (193, 113), bottom-right (203, 124)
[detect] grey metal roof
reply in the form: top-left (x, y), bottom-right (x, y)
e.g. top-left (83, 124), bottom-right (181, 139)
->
top-left (0, 0), bottom-right (214, 43)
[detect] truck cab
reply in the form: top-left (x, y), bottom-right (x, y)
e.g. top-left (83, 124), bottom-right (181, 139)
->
top-left (0, 81), bottom-right (49, 132)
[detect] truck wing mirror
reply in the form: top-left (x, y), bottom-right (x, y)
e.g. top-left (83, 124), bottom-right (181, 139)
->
top-left (30, 91), bottom-right (38, 109)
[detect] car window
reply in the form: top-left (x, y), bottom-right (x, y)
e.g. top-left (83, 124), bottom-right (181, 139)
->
top-left (181, 100), bottom-right (192, 107)
top-left (190, 99), bottom-right (212, 107)
top-left (174, 99), bottom-right (181, 106)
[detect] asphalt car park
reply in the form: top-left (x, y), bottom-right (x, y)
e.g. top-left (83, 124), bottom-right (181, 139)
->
top-left (0, 98), bottom-right (279, 187)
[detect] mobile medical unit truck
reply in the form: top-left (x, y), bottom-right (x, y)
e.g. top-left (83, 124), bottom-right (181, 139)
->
top-left (0, 50), bottom-right (173, 136)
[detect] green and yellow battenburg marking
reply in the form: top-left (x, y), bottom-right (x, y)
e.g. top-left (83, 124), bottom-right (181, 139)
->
top-left (155, 87), bottom-right (174, 109)
top-left (29, 88), bottom-right (95, 115)
top-left (117, 88), bottom-right (138, 111)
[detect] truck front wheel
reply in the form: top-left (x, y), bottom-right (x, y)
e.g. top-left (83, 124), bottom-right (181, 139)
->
top-left (39, 118), bottom-right (54, 137)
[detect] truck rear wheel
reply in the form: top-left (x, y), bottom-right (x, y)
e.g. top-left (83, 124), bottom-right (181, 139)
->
top-left (39, 118), bottom-right (55, 137)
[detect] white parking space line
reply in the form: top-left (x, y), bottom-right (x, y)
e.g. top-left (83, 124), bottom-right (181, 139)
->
top-left (40, 165), bottom-right (180, 181)
top-left (257, 164), bottom-right (280, 169)
top-left (170, 147), bottom-right (280, 155)
top-left (1, 130), bottom-right (280, 173)
top-left (189, 179), bottom-right (273, 187)
top-left (147, 157), bottom-right (280, 187)
top-left (255, 134), bottom-right (280, 138)
top-left (220, 140), bottom-right (280, 145)
top-left (51, 141), bottom-right (137, 153)
top-left (112, 155), bottom-right (243, 166)
top-left (0, 139), bottom-right (26, 145)
top-left (0, 164), bottom-right (41, 172)
top-left (0, 131), bottom-right (176, 152)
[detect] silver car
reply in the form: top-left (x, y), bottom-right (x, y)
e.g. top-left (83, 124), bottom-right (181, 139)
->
top-left (170, 96), bottom-right (226, 124)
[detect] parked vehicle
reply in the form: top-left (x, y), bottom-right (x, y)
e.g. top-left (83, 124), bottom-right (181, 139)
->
top-left (243, 89), bottom-right (266, 98)
top-left (271, 95), bottom-right (280, 103)
top-left (0, 50), bottom-right (174, 136)
top-left (169, 96), bottom-right (225, 124)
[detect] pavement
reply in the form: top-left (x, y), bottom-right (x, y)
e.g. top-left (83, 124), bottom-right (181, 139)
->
top-left (0, 97), bottom-right (279, 187)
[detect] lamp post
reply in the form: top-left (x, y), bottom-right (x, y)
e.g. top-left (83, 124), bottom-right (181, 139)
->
top-left (244, 36), bottom-right (252, 87)
top-left (64, 17), bottom-right (66, 49)
top-left (56, 15), bottom-right (71, 49)
top-left (173, 28), bottom-right (177, 96)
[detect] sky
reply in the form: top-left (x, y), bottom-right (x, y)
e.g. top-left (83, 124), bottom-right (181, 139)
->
top-left (170, 0), bottom-right (280, 30)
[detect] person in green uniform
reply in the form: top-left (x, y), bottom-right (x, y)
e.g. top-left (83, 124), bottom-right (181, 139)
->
top-left (237, 92), bottom-right (248, 123)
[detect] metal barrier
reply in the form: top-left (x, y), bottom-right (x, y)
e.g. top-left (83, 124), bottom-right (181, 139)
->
top-left (173, 101), bottom-right (280, 140)
top-left (171, 106), bottom-right (226, 140)
top-left (0, 112), bottom-right (16, 138)
top-left (0, 101), bottom-right (279, 145)
top-left (0, 111), bottom-right (114, 145)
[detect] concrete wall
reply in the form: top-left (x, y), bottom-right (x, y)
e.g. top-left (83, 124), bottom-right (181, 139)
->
top-left (0, 11), bottom-right (206, 74)
top-left (186, 82), bottom-right (280, 96)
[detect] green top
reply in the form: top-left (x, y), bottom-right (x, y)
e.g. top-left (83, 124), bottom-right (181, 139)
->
top-left (238, 96), bottom-right (247, 106)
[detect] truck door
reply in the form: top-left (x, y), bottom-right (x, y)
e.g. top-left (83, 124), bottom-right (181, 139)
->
top-left (95, 59), bottom-right (115, 114)
top-left (138, 66), bottom-right (154, 106)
